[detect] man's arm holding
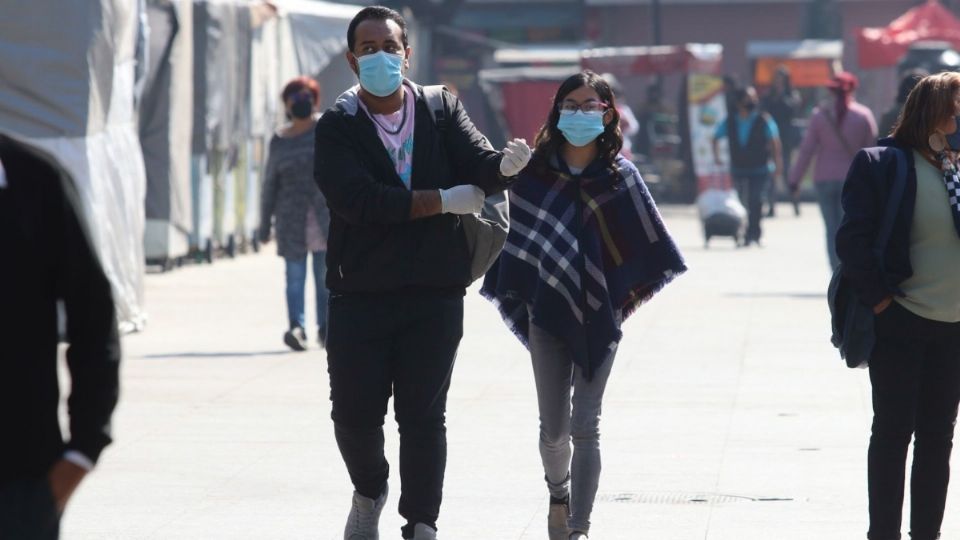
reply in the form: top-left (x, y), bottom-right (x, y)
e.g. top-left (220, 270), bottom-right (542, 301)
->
top-left (442, 91), bottom-right (520, 194)
top-left (315, 114), bottom-right (416, 224)
top-left (314, 115), bottom-right (482, 222)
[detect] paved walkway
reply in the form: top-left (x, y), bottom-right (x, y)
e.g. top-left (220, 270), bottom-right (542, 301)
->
top-left (60, 203), bottom-right (960, 539)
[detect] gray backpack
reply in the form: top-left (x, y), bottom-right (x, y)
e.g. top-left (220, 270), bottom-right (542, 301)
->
top-left (422, 85), bottom-right (509, 284)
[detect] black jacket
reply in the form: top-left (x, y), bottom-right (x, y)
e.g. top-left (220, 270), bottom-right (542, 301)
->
top-left (0, 135), bottom-right (120, 481)
top-left (836, 137), bottom-right (917, 309)
top-left (314, 83), bottom-right (509, 294)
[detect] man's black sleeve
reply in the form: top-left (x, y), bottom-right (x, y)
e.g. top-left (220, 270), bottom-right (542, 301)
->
top-left (314, 112), bottom-right (414, 225)
top-left (57, 171), bottom-right (121, 464)
top-left (836, 150), bottom-right (890, 308)
top-left (442, 91), bottom-right (512, 195)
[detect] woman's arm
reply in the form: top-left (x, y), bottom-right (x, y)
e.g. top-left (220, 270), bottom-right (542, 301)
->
top-left (788, 110), bottom-right (821, 190)
top-left (259, 138), bottom-right (281, 241)
top-left (835, 149), bottom-right (891, 308)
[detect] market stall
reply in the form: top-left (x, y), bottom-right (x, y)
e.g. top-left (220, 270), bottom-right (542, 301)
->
top-left (581, 44), bottom-right (727, 199)
top-left (747, 40), bottom-right (843, 89)
top-left (0, 0), bottom-right (149, 331)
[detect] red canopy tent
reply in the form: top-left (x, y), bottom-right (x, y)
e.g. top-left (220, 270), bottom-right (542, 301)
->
top-left (857, 0), bottom-right (960, 69)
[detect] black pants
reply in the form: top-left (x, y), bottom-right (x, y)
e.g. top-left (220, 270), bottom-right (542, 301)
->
top-left (326, 292), bottom-right (463, 539)
top-left (868, 302), bottom-right (960, 540)
top-left (0, 477), bottom-right (60, 539)
top-left (734, 171), bottom-right (769, 244)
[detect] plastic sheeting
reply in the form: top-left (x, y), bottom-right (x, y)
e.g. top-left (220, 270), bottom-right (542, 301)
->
top-left (191, 0), bottom-right (253, 251)
top-left (0, 0), bottom-right (148, 332)
top-left (141, 0), bottom-right (194, 262)
top-left (279, 0), bottom-right (363, 79)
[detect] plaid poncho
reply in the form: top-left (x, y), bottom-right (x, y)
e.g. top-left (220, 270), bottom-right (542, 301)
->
top-left (481, 154), bottom-right (687, 380)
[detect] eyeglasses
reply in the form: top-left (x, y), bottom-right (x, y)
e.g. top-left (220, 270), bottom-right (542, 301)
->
top-left (558, 100), bottom-right (609, 115)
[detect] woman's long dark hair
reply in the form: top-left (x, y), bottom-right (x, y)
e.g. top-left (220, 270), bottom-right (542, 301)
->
top-left (532, 71), bottom-right (623, 172)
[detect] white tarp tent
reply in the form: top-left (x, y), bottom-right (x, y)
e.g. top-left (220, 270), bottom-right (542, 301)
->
top-left (141, 0), bottom-right (194, 267)
top-left (0, 0), bottom-right (148, 332)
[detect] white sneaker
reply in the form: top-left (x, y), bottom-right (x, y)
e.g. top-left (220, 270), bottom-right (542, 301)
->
top-left (412, 523), bottom-right (437, 540)
top-left (344, 485), bottom-right (388, 540)
top-left (548, 502), bottom-right (570, 540)
top-left (569, 532), bottom-right (588, 540)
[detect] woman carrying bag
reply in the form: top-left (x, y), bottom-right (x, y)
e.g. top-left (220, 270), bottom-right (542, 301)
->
top-left (837, 72), bottom-right (960, 540)
top-left (482, 71), bottom-right (686, 539)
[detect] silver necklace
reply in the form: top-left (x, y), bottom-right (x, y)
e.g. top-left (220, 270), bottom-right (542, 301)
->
top-left (369, 93), bottom-right (407, 136)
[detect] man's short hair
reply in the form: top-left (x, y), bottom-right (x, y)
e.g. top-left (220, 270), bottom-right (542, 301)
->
top-left (347, 6), bottom-right (408, 53)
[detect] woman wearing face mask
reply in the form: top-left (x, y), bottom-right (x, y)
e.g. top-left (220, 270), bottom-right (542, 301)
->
top-left (482, 71), bottom-right (686, 539)
top-left (259, 76), bottom-right (330, 352)
top-left (837, 72), bottom-right (960, 540)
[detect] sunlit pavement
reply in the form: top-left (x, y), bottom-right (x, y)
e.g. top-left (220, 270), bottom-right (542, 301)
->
top-left (60, 202), bottom-right (959, 539)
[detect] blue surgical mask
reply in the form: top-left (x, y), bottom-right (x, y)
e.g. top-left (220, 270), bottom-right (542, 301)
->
top-left (557, 110), bottom-right (606, 147)
top-left (357, 51), bottom-right (405, 98)
top-left (945, 116), bottom-right (960, 151)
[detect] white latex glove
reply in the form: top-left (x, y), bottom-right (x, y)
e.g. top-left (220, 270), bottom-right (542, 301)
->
top-left (499, 138), bottom-right (532, 177)
top-left (440, 184), bottom-right (485, 215)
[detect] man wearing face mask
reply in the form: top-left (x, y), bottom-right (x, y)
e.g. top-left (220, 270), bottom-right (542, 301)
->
top-left (712, 86), bottom-right (784, 247)
top-left (259, 76), bottom-right (330, 352)
top-left (313, 6), bottom-right (531, 540)
top-left (789, 72), bottom-right (878, 270)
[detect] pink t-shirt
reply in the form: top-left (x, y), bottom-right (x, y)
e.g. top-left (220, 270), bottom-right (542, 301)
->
top-left (358, 82), bottom-right (416, 189)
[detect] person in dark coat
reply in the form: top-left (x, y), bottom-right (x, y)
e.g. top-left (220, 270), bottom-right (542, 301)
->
top-left (877, 69), bottom-right (927, 139)
top-left (260, 76), bottom-right (330, 351)
top-left (837, 72), bottom-right (960, 540)
top-left (313, 6), bottom-right (531, 539)
top-left (761, 66), bottom-right (801, 217)
top-left (0, 134), bottom-right (121, 539)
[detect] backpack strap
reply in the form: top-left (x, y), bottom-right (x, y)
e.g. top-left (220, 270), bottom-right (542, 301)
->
top-left (422, 85), bottom-right (448, 132)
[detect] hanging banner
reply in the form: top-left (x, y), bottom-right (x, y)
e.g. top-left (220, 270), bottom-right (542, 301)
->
top-left (687, 73), bottom-right (731, 192)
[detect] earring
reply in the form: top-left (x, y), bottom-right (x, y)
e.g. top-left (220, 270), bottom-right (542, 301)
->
top-left (929, 132), bottom-right (946, 153)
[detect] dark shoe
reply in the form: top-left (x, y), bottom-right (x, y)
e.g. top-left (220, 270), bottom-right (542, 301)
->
top-left (283, 326), bottom-right (308, 352)
top-left (318, 326), bottom-right (327, 349)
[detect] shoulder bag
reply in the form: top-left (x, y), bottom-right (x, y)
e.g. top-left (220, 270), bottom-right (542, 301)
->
top-left (827, 147), bottom-right (907, 368)
top-left (423, 85), bottom-right (509, 284)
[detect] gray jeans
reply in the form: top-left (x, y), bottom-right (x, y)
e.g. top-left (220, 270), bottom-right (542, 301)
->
top-left (815, 180), bottom-right (845, 271)
top-left (528, 316), bottom-right (617, 533)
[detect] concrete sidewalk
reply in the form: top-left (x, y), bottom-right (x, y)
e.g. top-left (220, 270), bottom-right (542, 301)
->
top-left (60, 203), bottom-right (960, 539)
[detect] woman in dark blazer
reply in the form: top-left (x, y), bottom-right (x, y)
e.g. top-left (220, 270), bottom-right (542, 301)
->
top-left (837, 71), bottom-right (960, 540)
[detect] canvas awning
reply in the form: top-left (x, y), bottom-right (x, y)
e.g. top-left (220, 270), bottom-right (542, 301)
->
top-left (857, 0), bottom-right (960, 69)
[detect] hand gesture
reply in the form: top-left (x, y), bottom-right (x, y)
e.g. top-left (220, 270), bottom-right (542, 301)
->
top-left (440, 184), bottom-right (485, 215)
top-left (499, 138), bottom-right (532, 177)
